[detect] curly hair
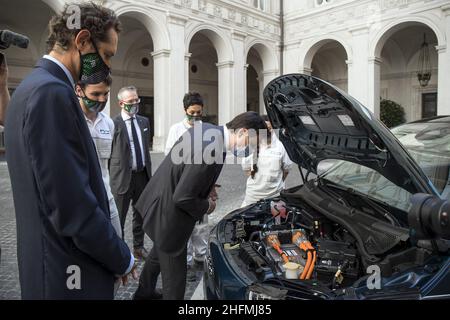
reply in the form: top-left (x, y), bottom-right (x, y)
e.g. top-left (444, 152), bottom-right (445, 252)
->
top-left (46, 1), bottom-right (122, 53)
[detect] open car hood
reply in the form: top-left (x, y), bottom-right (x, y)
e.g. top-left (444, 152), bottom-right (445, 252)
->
top-left (263, 74), bottom-right (436, 195)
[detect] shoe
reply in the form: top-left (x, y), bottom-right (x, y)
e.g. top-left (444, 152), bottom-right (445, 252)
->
top-left (133, 288), bottom-right (163, 300)
top-left (133, 247), bottom-right (149, 260)
top-left (187, 266), bottom-right (197, 282)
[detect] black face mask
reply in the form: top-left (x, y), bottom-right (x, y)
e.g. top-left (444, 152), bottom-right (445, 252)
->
top-left (79, 41), bottom-right (111, 84)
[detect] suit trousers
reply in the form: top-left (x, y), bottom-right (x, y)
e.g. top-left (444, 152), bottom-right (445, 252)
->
top-left (134, 244), bottom-right (187, 300)
top-left (114, 170), bottom-right (149, 249)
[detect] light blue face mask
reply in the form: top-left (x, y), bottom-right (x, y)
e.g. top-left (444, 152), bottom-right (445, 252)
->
top-left (233, 145), bottom-right (250, 158)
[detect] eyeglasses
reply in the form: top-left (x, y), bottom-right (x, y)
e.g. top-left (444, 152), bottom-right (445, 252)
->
top-left (121, 98), bottom-right (141, 105)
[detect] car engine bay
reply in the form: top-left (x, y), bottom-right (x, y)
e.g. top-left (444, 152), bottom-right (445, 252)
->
top-left (221, 180), bottom-right (440, 296)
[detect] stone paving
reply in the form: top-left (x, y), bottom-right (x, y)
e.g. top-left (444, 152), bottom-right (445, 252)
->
top-left (0, 153), bottom-right (301, 300)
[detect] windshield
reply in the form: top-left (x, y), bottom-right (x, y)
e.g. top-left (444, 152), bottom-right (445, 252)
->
top-left (391, 121), bottom-right (450, 198)
top-left (318, 119), bottom-right (450, 213)
top-left (319, 160), bottom-right (413, 212)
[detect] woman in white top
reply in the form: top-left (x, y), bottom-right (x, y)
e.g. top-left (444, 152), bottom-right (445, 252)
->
top-left (241, 115), bottom-right (293, 207)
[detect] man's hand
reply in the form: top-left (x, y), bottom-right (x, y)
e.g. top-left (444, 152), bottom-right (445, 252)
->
top-left (0, 53), bottom-right (8, 86)
top-left (206, 197), bottom-right (216, 215)
top-left (120, 262), bottom-right (139, 286)
top-left (209, 184), bottom-right (220, 202)
top-left (0, 53), bottom-right (10, 126)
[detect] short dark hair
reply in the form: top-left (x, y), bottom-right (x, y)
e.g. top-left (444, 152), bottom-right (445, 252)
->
top-left (227, 112), bottom-right (271, 179)
top-left (261, 114), bottom-right (270, 122)
top-left (183, 92), bottom-right (204, 110)
top-left (78, 75), bottom-right (112, 90)
top-left (226, 112), bottom-right (268, 132)
top-left (46, 2), bottom-right (122, 52)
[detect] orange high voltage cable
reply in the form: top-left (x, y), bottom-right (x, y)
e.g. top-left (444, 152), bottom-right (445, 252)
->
top-left (267, 234), bottom-right (290, 264)
top-left (292, 231), bottom-right (316, 280)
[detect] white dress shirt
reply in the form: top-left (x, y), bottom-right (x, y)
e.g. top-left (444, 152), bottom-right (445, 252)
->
top-left (121, 110), bottom-right (146, 171)
top-left (43, 55), bottom-right (75, 88)
top-left (84, 112), bottom-right (121, 237)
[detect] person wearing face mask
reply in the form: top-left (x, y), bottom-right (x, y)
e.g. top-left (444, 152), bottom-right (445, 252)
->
top-left (241, 115), bottom-right (293, 207)
top-left (4, 3), bottom-right (137, 299)
top-left (164, 92), bottom-right (209, 281)
top-left (164, 92), bottom-right (204, 155)
top-left (75, 77), bottom-right (121, 238)
top-left (133, 112), bottom-right (268, 300)
top-left (110, 86), bottom-right (153, 265)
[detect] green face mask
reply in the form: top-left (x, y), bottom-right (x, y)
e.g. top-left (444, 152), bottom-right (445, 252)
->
top-left (186, 114), bottom-right (202, 123)
top-left (124, 103), bottom-right (139, 115)
top-left (79, 41), bottom-right (111, 84)
top-left (81, 95), bottom-right (107, 114)
top-left (78, 88), bottom-right (107, 114)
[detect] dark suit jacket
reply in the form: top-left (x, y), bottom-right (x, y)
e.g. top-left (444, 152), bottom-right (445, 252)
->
top-left (5, 58), bottom-right (131, 300)
top-left (135, 123), bottom-right (225, 256)
top-left (109, 115), bottom-right (152, 195)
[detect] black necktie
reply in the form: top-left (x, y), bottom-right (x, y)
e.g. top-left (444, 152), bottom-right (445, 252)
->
top-left (130, 118), bottom-right (144, 172)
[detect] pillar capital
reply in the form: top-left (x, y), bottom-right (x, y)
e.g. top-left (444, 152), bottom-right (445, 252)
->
top-left (216, 61), bottom-right (234, 69)
top-left (299, 67), bottom-right (313, 75)
top-left (436, 45), bottom-right (447, 54)
top-left (262, 69), bottom-right (279, 77)
top-left (368, 56), bottom-right (382, 65)
top-left (151, 49), bottom-right (171, 60)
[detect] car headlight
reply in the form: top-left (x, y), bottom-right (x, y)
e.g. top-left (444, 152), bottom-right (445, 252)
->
top-left (246, 284), bottom-right (288, 300)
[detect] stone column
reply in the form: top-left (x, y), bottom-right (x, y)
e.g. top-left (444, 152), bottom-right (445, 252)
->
top-left (185, 53), bottom-right (192, 93)
top-left (348, 27), bottom-right (370, 106)
top-left (216, 61), bottom-right (234, 125)
top-left (367, 56), bottom-right (382, 118)
top-left (231, 30), bottom-right (247, 118)
top-left (261, 69), bottom-right (279, 112)
top-left (437, 4), bottom-right (450, 115)
top-left (150, 13), bottom-right (187, 152)
top-left (244, 63), bottom-right (249, 112)
top-left (151, 49), bottom-right (171, 152)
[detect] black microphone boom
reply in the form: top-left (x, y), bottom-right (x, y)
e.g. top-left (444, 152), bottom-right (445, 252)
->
top-left (0, 30), bottom-right (30, 50)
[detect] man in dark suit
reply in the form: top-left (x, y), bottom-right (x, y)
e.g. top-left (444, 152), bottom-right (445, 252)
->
top-left (133, 112), bottom-right (269, 300)
top-left (4, 3), bottom-right (136, 299)
top-left (110, 86), bottom-right (152, 260)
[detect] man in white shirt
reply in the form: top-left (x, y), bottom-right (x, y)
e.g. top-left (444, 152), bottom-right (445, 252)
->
top-left (241, 115), bottom-right (293, 207)
top-left (75, 76), bottom-right (121, 237)
top-left (164, 92), bottom-right (210, 281)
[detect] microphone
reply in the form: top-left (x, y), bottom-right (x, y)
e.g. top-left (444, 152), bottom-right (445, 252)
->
top-left (0, 30), bottom-right (30, 50)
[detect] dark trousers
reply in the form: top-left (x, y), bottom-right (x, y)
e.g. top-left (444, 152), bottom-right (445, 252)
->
top-left (114, 170), bottom-right (148, 249)
top-left (134, 245), bottom-right (187, 300)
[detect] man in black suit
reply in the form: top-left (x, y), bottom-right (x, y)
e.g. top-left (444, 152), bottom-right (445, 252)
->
top-left (4, 3), bottom-right (136, 299)
top-left (133, 112), bottom-right (269, 300)
top-left (110, 86), bottom-right (152, 260)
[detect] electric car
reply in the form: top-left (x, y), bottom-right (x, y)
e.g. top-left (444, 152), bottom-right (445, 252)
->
top-left (203, 74), bottom-right (450, 300)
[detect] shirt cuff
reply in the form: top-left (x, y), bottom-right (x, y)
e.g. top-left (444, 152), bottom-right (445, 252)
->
top-left (123, 253), bottom-right (135, 276)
